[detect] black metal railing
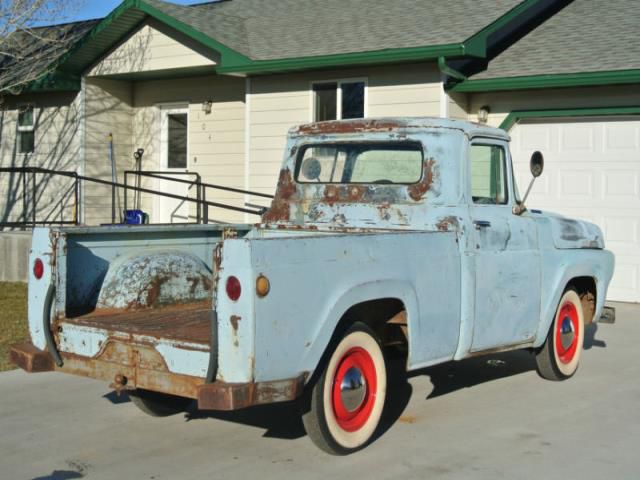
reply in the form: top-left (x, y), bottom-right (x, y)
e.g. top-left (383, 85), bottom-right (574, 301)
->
top-left (0, 167), bottom-right (274, 229)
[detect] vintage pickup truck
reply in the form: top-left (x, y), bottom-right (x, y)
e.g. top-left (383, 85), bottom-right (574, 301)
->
top-left (11, 117), bottom-right (614, 454)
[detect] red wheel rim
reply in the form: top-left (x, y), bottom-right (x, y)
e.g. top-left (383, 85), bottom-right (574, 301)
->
top-left (331, 347), bottom-right (377, 432)
top-left (555, 301), bottom-right (580, 364)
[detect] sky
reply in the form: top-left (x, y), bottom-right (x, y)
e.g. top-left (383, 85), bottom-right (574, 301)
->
top-left (66, 0), bottom-right (205, 22)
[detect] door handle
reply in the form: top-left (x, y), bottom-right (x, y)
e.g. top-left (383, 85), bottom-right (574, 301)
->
top-left (473, 220), bottom-right (492, 229)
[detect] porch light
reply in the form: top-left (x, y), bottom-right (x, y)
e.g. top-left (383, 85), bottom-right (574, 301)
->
top-left (477, 105), bottom-right (490, 124)
top-left (202, 100), bottom-right (213, 114)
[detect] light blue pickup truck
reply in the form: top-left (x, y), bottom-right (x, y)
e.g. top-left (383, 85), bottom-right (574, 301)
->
top-left (11, 118), bottom-right (614, 454)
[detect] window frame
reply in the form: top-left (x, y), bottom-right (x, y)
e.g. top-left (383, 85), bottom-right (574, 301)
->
top-left (17, 103), bottom-right (36, 155)
top-left (469, 140), bottom-right (510, 206)
top-left (309, 77), bottom-right (368, 122)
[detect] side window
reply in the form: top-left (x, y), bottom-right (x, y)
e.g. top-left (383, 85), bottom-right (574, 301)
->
top-left (17, 105), bottom-right (35, 154)
top-left (312, 80), bottom-right (365, 122)
top-left (470, 144), bottom-right (508, 205)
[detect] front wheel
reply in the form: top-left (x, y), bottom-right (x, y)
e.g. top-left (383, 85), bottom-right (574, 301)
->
top-left (536, 288), bottom-right (585, 380)
top-left (302, 322), bottom-right (387, 455)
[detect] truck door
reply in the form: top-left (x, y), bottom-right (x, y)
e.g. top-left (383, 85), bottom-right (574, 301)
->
top-left (468, 140), bottom-right (541, 352)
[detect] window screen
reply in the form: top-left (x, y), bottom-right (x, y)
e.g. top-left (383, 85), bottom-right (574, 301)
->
top-left (167, 113), bottom-right (187, 168)
top-left (470, 144), bottom-right (508, 204)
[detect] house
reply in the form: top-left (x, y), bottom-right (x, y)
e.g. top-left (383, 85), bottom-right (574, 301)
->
top-left (0, 0), bottom-right (638, 302)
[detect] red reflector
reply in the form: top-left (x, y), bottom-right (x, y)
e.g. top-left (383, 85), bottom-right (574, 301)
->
top-left (33, 258), bottom-right (44, 280)
top-left (226, 276), bottom-right (241, 301)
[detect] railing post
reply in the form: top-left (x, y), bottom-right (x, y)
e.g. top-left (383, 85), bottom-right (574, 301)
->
top-left (202, 186), bottom-right (208, 224)
top-left (22, 170), bottom-right (27, 225)
top-left (74, 174), bottom-right (80, 225)
top-left (32, 169), bottom-right (36, 228)
top-left (196, 175), bottom-right (202, 224)
top-left (111, 183), bottom-right (116, 224)
top-left (123, 172), bottom-right (128, 215)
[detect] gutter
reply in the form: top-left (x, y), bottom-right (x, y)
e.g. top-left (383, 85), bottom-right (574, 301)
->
top-left (499, 106), bottom-right (640, 131)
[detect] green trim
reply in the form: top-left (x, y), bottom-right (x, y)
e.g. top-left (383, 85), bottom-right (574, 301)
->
top-left (217, 44), bottom-right (466, 75)
top-left (452, 69), bottom-right (640, 93)
top-left (500, 106), bottom-right (640, 131)
top-left (438, 56), bottom-right (466, 81)
top-left (462, 0), bottom-right (542, 59)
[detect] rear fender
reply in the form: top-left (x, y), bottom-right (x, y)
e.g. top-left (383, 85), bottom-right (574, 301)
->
top-left (299, 279), bottom-right (419, 381)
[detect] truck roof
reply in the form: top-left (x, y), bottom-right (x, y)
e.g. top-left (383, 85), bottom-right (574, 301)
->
top-left (289, 117), bottom-right (510, 140)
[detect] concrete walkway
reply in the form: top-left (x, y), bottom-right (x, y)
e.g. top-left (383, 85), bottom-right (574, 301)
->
top-left (0, 303), bottom-right (637, 479)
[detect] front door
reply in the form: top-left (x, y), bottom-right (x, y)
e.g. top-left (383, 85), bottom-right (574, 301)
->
top-left (468, 140), bottom-right (541, 352)
top-left (157, 106), bottom-right (190, 223)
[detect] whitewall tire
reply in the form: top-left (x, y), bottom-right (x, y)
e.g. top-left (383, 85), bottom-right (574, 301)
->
top-left (302, 322), bottom-right (387, 455)
top-left (536, 288), bottom-right (585, 380)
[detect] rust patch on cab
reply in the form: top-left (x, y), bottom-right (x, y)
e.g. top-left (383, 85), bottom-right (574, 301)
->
top-left (297, 119), bottom-right (403, 135)
top-left (407, 158), bottom-right (436, 201)
top-left (436, 216), bottom-right (460, 232)
top-left (262, 168), bottom-right (296, 222)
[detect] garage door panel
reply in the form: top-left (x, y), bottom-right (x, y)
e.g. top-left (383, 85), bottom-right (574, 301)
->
top-left (511, 117), bottom-right (640, 302)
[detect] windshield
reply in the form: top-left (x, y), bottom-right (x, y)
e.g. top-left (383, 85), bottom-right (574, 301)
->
top-left (295, 142), bottom-right (423, 184)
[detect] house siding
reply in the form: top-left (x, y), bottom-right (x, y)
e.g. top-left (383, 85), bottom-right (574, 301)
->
top-left (132, 74), bottom-right (246, 223)
top-left (0, 92), bottom-right (81, 226)
top-left (248, 63), bottom-right (442, 205)
top-left (88, 22), bottom-right (216, 77)
top-left (84, 78), bottom-right (134, 225)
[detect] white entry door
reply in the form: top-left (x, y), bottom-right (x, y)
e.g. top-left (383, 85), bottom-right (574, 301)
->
top-left (510, 117), bottom-right (640, 303)
top-left (157, 106), bottom-right (190, 223)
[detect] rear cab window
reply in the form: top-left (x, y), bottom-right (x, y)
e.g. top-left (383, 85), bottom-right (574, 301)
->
top-left (295, 142), bottom-right (423, 184)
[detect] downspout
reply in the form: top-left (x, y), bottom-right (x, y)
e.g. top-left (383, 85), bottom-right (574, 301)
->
top-left (437, 57), bottom-right (467, 119)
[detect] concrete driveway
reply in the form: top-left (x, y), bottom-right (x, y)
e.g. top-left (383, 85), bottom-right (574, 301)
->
top-left (1, 302), bottom-right (637, 480)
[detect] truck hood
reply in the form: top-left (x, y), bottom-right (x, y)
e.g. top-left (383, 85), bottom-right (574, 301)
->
top-left (535, 211), bottom-right (605, 249)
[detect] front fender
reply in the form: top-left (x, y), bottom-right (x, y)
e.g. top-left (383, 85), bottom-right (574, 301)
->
top-left (535, 249), bottom-right (614, 347)
top-left (299, 279), bottom-right (420, 381)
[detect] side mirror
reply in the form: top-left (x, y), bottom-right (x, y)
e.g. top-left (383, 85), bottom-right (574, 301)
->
top-left (514, 151), bottom-right (544, 215)
top-left (530, 151), bottom-right (544, 178)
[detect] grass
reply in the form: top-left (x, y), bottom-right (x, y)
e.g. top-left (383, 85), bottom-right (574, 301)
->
top-left (0, 282), bottom-right (29, 371)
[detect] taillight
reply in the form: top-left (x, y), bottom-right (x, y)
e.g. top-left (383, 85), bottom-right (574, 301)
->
top-left (226, 276), bottom-right (241, 301)
top-left (33, 258), bottom-right (44, 280)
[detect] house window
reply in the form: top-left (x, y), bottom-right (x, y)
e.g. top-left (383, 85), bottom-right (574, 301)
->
top-left (470, 144), bottom-right (508, 205)
top-left (313, 80), bottom-right (366, 122)
top-left (17, 105), bottom-right (35, 154)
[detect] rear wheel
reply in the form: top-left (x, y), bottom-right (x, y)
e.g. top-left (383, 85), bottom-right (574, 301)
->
top-left (129, 389), bottom-right (192, 417)
top-left (302, 322), bottom-right (387, 455)
top-left (536, 288), bottom-right (585, 380)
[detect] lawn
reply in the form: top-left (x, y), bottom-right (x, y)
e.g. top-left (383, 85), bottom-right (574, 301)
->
top-left (0, 282), bottom-right (28, 371)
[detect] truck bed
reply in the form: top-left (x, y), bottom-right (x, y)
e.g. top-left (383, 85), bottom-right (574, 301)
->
top-left (56, 303), bottom-right (212, 348)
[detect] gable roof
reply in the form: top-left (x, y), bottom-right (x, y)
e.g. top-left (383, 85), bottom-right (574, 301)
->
top-left (453, 0), bottom-right (640, 92)
top-left (58, 0), bottom-right (540, 78)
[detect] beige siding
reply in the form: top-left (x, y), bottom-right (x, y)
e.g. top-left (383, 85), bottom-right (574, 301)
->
top-left (467, 84), bottom-right (640, 129)
top-left (448, 91), bottom-right (469, 120)
top-left (0, 92), bottom-right (81, 226)
top-left (132, 74), bottom-right (246, 223)
top-left (89, 22), bottom-right (216, 77)
top-left (248, 63), bottom-right (441, 204)
top-left (84, 78), bottom-right (134, 225)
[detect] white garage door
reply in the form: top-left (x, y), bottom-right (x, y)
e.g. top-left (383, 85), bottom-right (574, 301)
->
top-left (510, 117), bottom-right (640, 303)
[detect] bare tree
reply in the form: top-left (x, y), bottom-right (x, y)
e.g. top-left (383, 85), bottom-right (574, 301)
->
top-left (0, 0), bottom-right (90, 95)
